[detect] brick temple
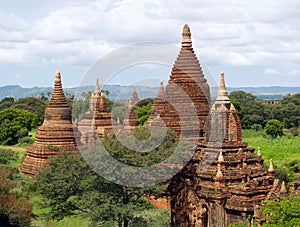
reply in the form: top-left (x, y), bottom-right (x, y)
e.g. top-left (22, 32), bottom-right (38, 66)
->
top-left (21, 71), bottom-right (80, 177)
top-left (148, 24), bottom-right (210, 140)
top-left (77, 78), bottom-right (114, 144)
top-left (167, 70), bottom-right (284, 226)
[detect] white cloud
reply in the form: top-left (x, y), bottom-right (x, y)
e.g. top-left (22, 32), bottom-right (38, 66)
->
top-left (265, 68), bottom-right (281, 75)
top-left (0, 0), bottom-right (299, 86)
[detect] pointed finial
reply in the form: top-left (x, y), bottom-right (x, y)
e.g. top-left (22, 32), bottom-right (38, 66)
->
top-left (257, 147), bottom-right (262, 157)
top-left (96, 78), bottom-right (100, 91)
top-left (268, 159), bottom-right (275, 172)
top-left (220, 71), bottom-right (226, 91)
top-left (160, 80), bottom-right (164, 88)
top-left (218, 150), bottom-right (224, 162)
top-left (182, 24), bottom-right (192, 47)
top-left (55, 70), bottom-right (61, 82)
top-left (216, 164), bottom-right (223, 178)
top-left (215, 71), bottom-right (230, 105)
top-left (280, 181), bottom-right (287, 194)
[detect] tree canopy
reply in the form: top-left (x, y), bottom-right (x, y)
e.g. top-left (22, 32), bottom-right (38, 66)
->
top-left (0, 108), bottom-right (38, 145)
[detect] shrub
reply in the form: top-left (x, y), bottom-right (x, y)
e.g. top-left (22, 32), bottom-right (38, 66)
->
top-left (0, 148), bottom-right (18, 165)
top-left (265, 119), bottom-right (283, 138)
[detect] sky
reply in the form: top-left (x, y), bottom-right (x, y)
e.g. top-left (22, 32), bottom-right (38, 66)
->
top-left (0, 0), bottom-right (299, 88)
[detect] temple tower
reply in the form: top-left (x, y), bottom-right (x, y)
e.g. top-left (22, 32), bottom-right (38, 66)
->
top-left (21, 71), bottom-right (79, 177)
top-left (148, 24), bottom-right (210, 140)
top-left (168, 72), bottom-right (282, 226)
top-left (78, 78), bottom-right (114, 143)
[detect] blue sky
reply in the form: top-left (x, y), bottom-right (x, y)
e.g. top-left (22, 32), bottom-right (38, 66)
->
top-left (0, 0), bottom-right (299, 88)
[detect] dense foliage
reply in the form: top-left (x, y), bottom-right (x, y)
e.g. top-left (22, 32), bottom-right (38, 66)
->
top-left (0, 166), bottom-right (32, 227)
top-left (261, 194), bottom-right (300, 226)
top-left (0, 97), bottom-right (46, 125)
top-left (36, 151), bottom-right (168, 226)
top-left (0, 108), bottom-right (38, 145)
top-left (229, 91), bottom-right (300, 133)
top-left (265, 119), bottom-right (284, 138)
top-left (133, 98), bottom-right (154, 126)
top-left (0, 148), bottom-right (18, 165)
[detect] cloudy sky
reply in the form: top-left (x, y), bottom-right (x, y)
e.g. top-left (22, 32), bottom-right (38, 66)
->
top-left (0, 0), bottom-right (299, 88)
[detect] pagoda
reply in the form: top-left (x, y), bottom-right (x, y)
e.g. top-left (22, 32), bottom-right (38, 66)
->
top-left (78, 78), bottom-right (114, 143)
top-left (127, 88), bottom-right (139, 106)
top-left (168, 72), bottom-right (283, 226)
top-left (21, 71), bottom-right (79, 177)
top-left (123, 104), bottom-right (139, 131)
top-left (148, 24), bottom-right (210, 140)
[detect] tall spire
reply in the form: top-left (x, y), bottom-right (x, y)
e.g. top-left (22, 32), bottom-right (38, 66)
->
top-left (95, 77), bottom-right (100, 92)
top-left (182, 24), bottom-right (192, 47)
top-left (89, 77), bottom-right (101, 112)
top-left (215, 71), bottom-right (230, 106)
top-left (157, 81), bottom-right (165, 98)
top-left (48, 70), bottom-right (69, 108)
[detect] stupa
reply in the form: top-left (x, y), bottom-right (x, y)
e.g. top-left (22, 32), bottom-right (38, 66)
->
top-left (94, 91), bottom-right (114, 137)
top-left (127, 88), bottom-right (139, 106)
top-left (148, 24), bottom-right (210, 140)
top-left (123, 104), bottom-right (139, 131)
top-left (21, 71), bottom-right (79, 177)
top-left (78, 78), bottom-right (114, 143)
top-left (168, 72), bottom-right (283, 226)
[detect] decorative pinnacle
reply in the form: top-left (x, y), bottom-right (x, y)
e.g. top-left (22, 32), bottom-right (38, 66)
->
top-left (182, 24), bottom-right (192, 46)
top-left (215, 71), bottom-right (230, 104)
top-left (216, 164), bottom-right (223, 178)
top-left (257, 147), bottom-right (262, 157)
top-left (55, 70), bottom-right (61, 82)
top-left (268, 159), bottom-right (275, 172)
top-left (160, 80), bottom-right (164, 88)
top-left (101, 91), bottom-right (105, 97)
top-left (218, 150), bottom-right (224, 162)
top-left (280, 181), bottom-right (287, 194)
top-left (96, 77), bottom-right (100, 91)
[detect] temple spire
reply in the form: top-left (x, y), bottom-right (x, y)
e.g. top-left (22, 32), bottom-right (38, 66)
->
top-left (268, 159), bottom-right (275, 173)
top-left (96, 77), bottom-right (100, 92)
top-left (216, 164), bottom-right (223, 178)
top-left (218, 150), bottom-right (224, 162)
top-left (215, 71), bottom-right (230, 106)
top-left (257, 147), bottom-right (262, 157)
top-left (182, 24), bottom-right (192, 47)
top-left (280, 181), bottom-right (288, 195)
top-left (55, 70), bottom-right (61, 82)
top-left (48, 70), bottom-right (68, 108)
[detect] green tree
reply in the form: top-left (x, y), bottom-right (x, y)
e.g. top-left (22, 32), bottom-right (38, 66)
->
top-left (272, 94), bottom-right (300, 129)
top-left (36, 152), bottom-right (163, 226)
top-left (0, 97), bottom-right (15, 110)
top-left (265, 119), bottom-right (283, 138)
top-left (0, 108), bottom-right (38, 145)
top-left (0, 97), bottom-right (47, 125)
top-left (229, 91), bottom-right (269, 129)
top-left (134, 98), bottom-right (154, 126)
top-left (0, 166), bottom-right (32, 226)
top-left (36, 127), bottom-right (180, 226)
top-left (36, 152), bottom-right (97, 220)
top-left (261, 194), bottom-right (300, 226)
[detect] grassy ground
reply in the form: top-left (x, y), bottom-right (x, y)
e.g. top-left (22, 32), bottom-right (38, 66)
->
top-left (243, 129), bottom-right (300, 165)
